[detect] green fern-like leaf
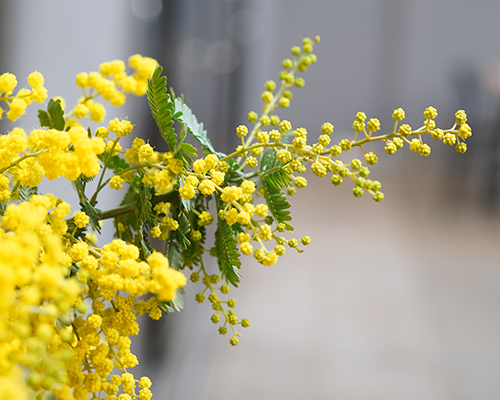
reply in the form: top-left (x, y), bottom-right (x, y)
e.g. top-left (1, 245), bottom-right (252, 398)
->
top-left (215, 216), bottom-right (242, 286)
top-left (263, 179), bottom-right (293, 231)
top-left (157, 287), bottom-right (185, 313)
top-left (38, 98), bottom-right (65, 130)
top-left (74, 177), bottom-right (101, 232)
top-left (171, 287), bottom-right (185, 311)
top-left (165, 239), bottom-right (182, 270)
top-left (260, 148), bottom-right (291, 189)
top-left (18, 185), bottom-right (38, 202)
top-left (147, 65), bottom-right (177, 151)
top-left (175, 212), bottom-right (191, 249)
top-left (135, 185), bottom-right (155, 258)
top-left (173, 97), bottom-right (224, 157)
top-left (175, 141), bottom-right (198, 168)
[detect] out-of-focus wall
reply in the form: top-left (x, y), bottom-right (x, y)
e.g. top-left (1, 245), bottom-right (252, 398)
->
top-left (2, 1), bottom-right (500, 399)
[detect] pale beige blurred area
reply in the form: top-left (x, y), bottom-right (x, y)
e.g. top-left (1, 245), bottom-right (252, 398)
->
top-left (2, 0), bottom-right (500, 399)
top-left (201, 166), bottom-right (500, 399)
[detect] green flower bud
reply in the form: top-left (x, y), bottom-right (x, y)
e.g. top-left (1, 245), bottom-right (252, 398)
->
top-left (211, 314), bottom-right (221, 324)
top-left (190, 272), bottom-right (200, 283)
top-left (353, 186), bottom-right (364, 197)
top-left (282, 59), bottom-right (293, 69)
top-left (230, 336), bottom-right (239, 346)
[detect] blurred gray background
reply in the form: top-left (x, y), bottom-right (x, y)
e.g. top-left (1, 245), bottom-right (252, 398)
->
top-left (1, 1), bottom-right (500, 399)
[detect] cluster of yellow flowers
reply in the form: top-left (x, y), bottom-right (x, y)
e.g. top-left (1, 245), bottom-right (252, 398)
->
top-left (0, 194), bottom-right (187, 399)
top-left (0, 70), bottom-right (47, 121)
top-left (0, 36), bottom-right (471, 399)
top-left (0, 195), bottom-right (185, 399)
top-left (0, 56), bottom-right (188, 399)
top-left (70, 54), bottom-right (158, 123)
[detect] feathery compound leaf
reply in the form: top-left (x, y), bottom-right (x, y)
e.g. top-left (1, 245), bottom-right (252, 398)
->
top-left (157, 286), bottom-right (185, 314)
top-left (263, 180), bottom-right (293, 231)
top-left (139, 186), bottom-right (155, 228)
top-left (74, 177), bottom-right (101, 232)
top-left (215, 216), bottom-right (242, 286)
top-left (171, 287), bottom-right (185, 311)
top-left (260, 148), bottom-right (291, 189)
top-left (165, 239), bottom-right (182, 270)
top-left (175, 212), bottom-right (191, 249)
top-left (173, 97), bottom-right (224, 157)
top-left (147, 65), bottom-right (177, 151)
top-left (38, 98), bottom-right (65, 130)
top-left (135, 185), bottom-right (155, 258)
top-left (18, 185), bottom-right (38, 202)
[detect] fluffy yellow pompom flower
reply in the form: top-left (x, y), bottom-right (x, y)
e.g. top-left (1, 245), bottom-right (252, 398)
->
top-left (169, 158), bottom-right (183, 174)
top-left (241, 180), bottom-right (256, 194)
top-left (7, 98), bottom-right (27, 121)
top-left (87, 100), bottom-right (106, 122)
top-left (108, 118), bottom-right (133, 137)
top-left (148, 252), bottom-right (186, 301)
top-left (74, 103), bottom-right (89, 119)
top-left (199, 179), bottom-right (216, 195)
top-left (109, 175), bottom-right (124, 189)
top-left (0, 72), bottom-right (17, 94)
top-left (221, 186), bottom-right (242, 203)
top-left (27, 71), bottom-right (44, 89)
top-left (74, 211), bottom-right (90, 229)
top-left (75, 72), bottom-right (89, 87)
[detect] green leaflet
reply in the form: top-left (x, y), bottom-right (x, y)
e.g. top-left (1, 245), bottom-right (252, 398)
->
top-left (173, 97), bottom-right (224, 158)
top-left (215, 212), bottom-right (242, 286)
top-left (138, 185), bottom-right (155, 227)
top-left (260, 149), bottom-right (292, 229)
top-left (262, 179), bottom-right (293, 231)
top-left (38, 98), bottom-right (65, 130)
top-left (74, 177), bottom-right (101, 232)
top-left (147, 66), bottom-right (177, 151)
top-left (175, 211), bottom-right (191, 249)
top-left (260, 148), bottom-right (291, 189)
top-left (176, 141), bottom-right (197, 168)
top-left (18, 185), bottom-right (38, 202)
top-left (165, 238), bottom-right (182, 270)
top-left (171, 287), bottom-right (185, 311)
top-left (113, 185), bottom-right (140, 243)
top-left (157, 287), bottom-right (184, 313)
top-left (136, 185), bottom-right (155, 258)
top-left (157, 301), bottom-right (174, 314)
top-left (110, 180), bottom-right (155, 257)
top-left (226, 158), bottom-right (246, 181)
top-left (147, 66), bottom-right (201, 166)
top-left (103, 153), bottom-right (130, 175)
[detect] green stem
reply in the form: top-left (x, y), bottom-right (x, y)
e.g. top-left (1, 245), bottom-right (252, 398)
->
top-left (90, 138), bottom-right (121, 205)
top-left (97, 202), bottom-right (138, 220)
top-left (220, 142), bottom-right (275, 163)
top-left (236, 55), bottom-right (300, 165)
top-left (0, 150), bottom-right (44, 174)
top-left (350, 128), bottom-right (460, 148)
